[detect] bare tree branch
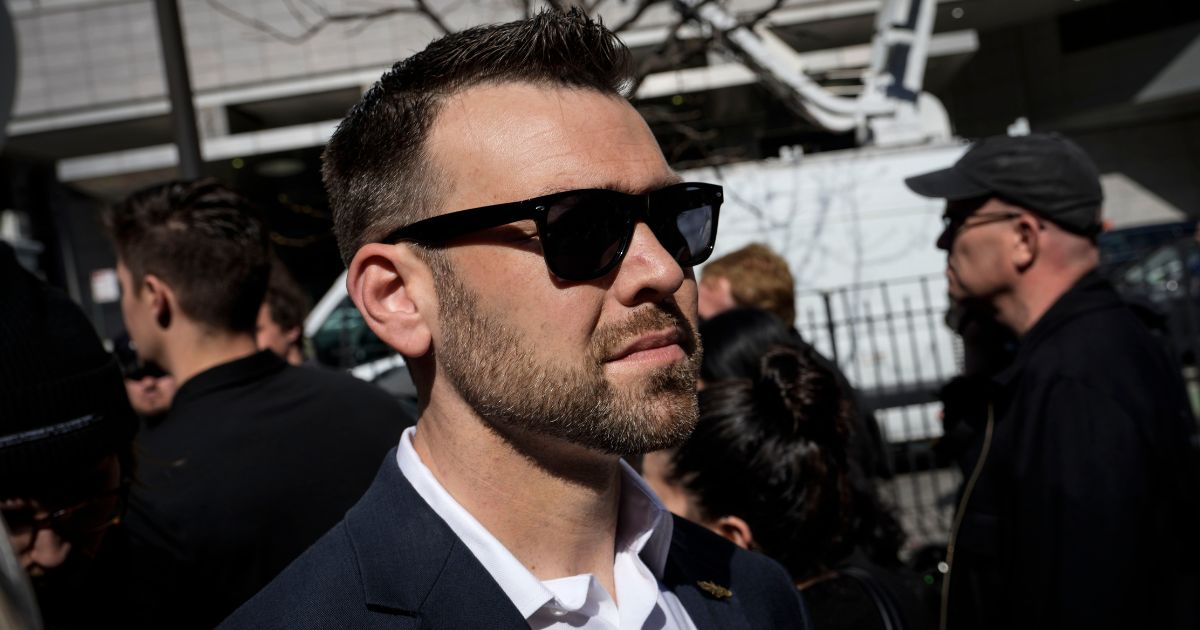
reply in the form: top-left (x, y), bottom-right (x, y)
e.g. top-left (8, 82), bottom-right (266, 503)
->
top-left (298, 0), bottom-right (330, 17)
top-left (744, 0), bottom-right (787, 30)
top-left (280, 0), bottom-right (315, 29)
top-left (609, 0), bottom-right (664, 33)
top-left (625, 15), bottom-right (692, 96)
top-left (411, 0), bottom-right (453, 35)
top-left (207, 0), bottom-right (451, 44)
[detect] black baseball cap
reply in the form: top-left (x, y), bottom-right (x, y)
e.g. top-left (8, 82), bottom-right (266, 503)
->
top-left (905, 133), bottom-right (1104, 238)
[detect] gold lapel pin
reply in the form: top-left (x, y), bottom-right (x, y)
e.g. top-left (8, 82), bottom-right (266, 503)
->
top-left (696, 580), bottom-right (733, 600)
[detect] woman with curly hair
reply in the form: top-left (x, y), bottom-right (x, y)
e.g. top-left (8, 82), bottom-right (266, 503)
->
top-left (644, 336), bottom-right (930, 629)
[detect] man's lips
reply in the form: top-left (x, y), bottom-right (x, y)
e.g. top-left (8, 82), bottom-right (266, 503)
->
top-left (607, 328), bottom-right (686, 363)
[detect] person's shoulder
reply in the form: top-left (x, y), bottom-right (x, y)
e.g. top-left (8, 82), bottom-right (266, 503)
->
top-left (278, 363), bottom-right (404, 408)
top-left (669, 515), bottom-right (808, 627)
top-left (1024, 298), bottom-right (1172, 382)
top-left (219, 522), bottom-right (392, 629)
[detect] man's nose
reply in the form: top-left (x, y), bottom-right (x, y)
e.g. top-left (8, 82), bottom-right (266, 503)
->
top-left (936, 225), bottom-right (954, 251)
top-left (611, 223), bottom-right (686, 305)
top-left (24, 528), bottom-right (72, 571)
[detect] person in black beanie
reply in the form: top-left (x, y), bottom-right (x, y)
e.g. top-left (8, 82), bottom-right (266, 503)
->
top-left (0, 241), bottom-right (138, 627)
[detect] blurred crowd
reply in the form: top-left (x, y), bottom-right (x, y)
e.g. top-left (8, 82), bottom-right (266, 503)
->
top-left (3, 8), bottom-right (1199, 630)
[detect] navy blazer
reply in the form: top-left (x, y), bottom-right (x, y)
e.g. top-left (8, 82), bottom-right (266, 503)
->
top-left (221, 449), bottom-right (809, 629)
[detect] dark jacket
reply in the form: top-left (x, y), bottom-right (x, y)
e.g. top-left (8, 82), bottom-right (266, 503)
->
top-left (945, 272), bottom-right (1200, 630)
top-left (220, 449), bottom-right (811, 629)
top-left (123, 351), bottom-right (412, 629)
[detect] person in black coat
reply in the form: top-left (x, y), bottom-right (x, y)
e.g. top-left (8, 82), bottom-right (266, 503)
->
top-left (907, 133), bottom-right (1200, 630)
top-left (103, 180), bottom-right (411, 628)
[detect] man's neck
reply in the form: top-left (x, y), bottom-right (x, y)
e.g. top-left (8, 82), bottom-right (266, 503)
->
top-left (160, 324), bottom-right (261, 387)
top-left (998, 266), bottom-right (1093, 336)
top-left (413, 392), bottom-right (624, 601)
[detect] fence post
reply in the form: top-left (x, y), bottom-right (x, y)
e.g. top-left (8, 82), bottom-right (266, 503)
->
top-left (822, 291), bottom-right (839, 364)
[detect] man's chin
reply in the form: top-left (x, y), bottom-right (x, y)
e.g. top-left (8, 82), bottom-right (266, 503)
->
top-left (625, 391), bottom-right (699, 454)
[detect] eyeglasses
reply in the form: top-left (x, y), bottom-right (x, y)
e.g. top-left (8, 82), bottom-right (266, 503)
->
top-left (124, 361), bottom-right (167, 382)
top-left (381, 182), bottom-right (723, 282)
top-left (2, 480), bottom-right (130, 552)
top-left (938, 212), bottom-right (1022, 249)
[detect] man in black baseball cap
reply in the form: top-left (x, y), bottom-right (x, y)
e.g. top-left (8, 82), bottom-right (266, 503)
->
top-left (907, 133), bottom-right (1200, 630)
top-left (909, 132), bottom-right (1104, 250)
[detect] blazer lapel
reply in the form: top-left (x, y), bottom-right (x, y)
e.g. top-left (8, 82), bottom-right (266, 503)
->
top-left (663, 517), bottom-right (754, 630)
top-left (344, 450), bottom-right (527, 629)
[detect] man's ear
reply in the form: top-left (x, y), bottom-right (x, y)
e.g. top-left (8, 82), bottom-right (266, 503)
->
top-left (713, 515), bottom-right (755, 550)
top-left (347, 243), bottom-right (435, 358)
top-left (1012, 213), bottom-right (1042, 272)
top-left (142, 274), bottom-right (174, 329)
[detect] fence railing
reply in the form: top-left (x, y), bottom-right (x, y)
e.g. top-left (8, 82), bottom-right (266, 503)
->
top-left (795, 274), bottom-right (961, 550)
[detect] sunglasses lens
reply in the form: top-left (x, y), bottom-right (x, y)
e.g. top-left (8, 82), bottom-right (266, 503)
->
top-left (542, 192), bottom-right (631, 280)
top-left (652, 185), bottom-right (719, 267)
top-left (539, 184), bottom-right (721, 281)
top-left (1, 507), bottom-right (35, 533)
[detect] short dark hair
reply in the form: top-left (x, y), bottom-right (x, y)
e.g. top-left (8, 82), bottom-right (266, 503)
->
top-left (670, 346), bottom-right (905, 581)
top-left (264, 259), bottom-right (311, 333)
top-left (104, 179), bottom-right (270, 334)
top-left (322, 8), bottom-right (634, 265)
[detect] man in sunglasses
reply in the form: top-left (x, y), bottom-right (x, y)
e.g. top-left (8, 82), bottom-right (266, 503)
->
top-left (113, 332), bottom-right (177, 425)
top-left (907, 133), bottom-right (1200, 630)
top-left (224, 9), bottom-right (807, 630)
top-left (0, 242), bottom-right (137, 628)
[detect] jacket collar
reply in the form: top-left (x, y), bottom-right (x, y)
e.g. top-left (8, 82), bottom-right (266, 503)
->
top-left (342, 449), bottom-right (527, 628)
top-left (663, 516), bottom-right (757, 630)
top-left (994, 270), bottom-right (1123, 388)
top-left (343, 450), bottom-right (764, 629)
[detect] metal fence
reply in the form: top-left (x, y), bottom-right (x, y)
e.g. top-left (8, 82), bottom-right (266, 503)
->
top-left (795, 274), bottom-right (961, 552)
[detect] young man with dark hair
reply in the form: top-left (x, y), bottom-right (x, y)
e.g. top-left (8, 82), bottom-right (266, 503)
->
top-left (104, 179), bottom-right (410, 628)
top-left (224, 10), bottom-right (807, 629)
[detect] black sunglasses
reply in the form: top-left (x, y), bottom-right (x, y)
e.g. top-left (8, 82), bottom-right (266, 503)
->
top-left (3, 480), bottom-right (130, 552)
top-left (937, 211), bottom-right (1023, 250)
top-left (381, 182), bottom-right (723, 282)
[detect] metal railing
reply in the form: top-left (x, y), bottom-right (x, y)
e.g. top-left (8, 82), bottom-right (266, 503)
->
top-left (795, 274), bottom-right (961, 551)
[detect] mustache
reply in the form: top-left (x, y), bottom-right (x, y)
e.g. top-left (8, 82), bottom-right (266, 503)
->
top-left (591, 300), bottom-right (699, 362)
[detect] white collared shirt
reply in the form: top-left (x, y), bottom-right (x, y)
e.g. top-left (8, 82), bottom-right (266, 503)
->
top-left (395, 427), bottom-right (699, 630)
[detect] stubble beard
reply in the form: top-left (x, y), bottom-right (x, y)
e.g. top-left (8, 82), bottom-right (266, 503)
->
top-left (435, 267), bottom-right (702, 458)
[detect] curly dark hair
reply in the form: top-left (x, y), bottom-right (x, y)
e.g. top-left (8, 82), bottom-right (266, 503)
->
top-left (670, 345), bottom-right (905, 581)
top-left (103, 179), bottom-right (270, 334)
top-left (322, 8), bottom-right (634, 266)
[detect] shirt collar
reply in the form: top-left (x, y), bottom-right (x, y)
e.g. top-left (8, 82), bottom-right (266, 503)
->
top-left (171, 350), bottom-right (286, 408)
top-left (618, 456), bottom-right (673, 578)
top-left (394, 426), bottom-right (674, 620)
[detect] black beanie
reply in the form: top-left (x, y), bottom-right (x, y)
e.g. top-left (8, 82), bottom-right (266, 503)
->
top-left (0, 242), bottom-right (137, 495)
